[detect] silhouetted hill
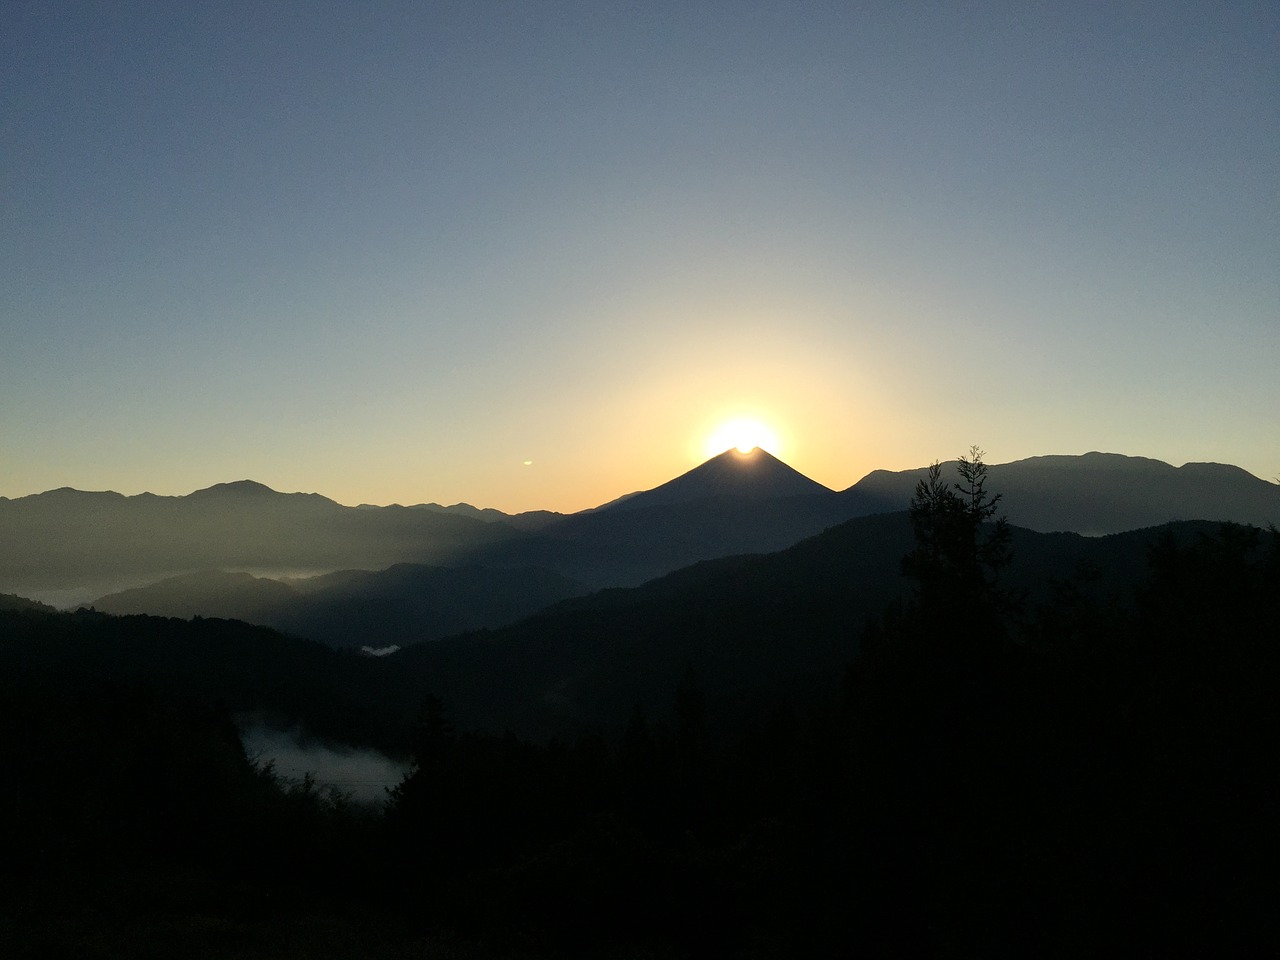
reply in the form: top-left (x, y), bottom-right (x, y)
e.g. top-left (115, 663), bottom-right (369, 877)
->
top-left (451, 448), bottom-right (862, 586)
top-left (0, 606), bottom-right (401, 750)
top-left (5, 518), bottom-right (1272, 957)
top-left (605, 447), bottom-right (833, 510)
top-left (464, 490), bottom-right (876, 587)
top-left (492, 449), bottom-right (1277, 588)
top-left (394, 515), bottom-right (1229, 738)
top-left (847, 452), bottom-right (1280, 534)
top-left (0, 593), bottom-right (57, 613)
top-left (92, 563), bottom-right (590, 649)
top-left (93, 570), bottom-right (301, 622)
top-left (3, 514), bottom-right (1258, 746)
top-left (186, 479), bottom-right (312, 501)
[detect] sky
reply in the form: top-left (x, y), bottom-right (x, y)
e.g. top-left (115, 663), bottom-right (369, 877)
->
top-left (4, 1), bottom-right (1277, 513)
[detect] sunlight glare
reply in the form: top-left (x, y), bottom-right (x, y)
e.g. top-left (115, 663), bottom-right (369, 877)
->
top-left (705, 419), bottom-right (781, 457)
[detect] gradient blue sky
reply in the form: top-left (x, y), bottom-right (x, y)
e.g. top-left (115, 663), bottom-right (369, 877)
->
top-left (4, 1), bottom-right (1277, 512)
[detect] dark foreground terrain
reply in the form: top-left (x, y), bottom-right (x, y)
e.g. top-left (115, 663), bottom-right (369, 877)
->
top-left (2, 507), bottom-right (1276, 957)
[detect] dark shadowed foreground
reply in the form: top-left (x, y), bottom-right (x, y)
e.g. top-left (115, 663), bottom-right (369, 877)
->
top-left (1, 512), bottom-right (1276, 957)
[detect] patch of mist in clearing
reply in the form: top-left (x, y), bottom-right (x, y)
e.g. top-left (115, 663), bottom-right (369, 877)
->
top-left (240, 725), bottom-right (410, 806)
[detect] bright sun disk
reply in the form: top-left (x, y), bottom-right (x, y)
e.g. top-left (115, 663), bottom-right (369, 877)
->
top-left (706, 418), bottom-right (781, 457)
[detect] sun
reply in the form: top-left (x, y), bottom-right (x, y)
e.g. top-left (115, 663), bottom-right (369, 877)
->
top-left (705, 418), bottom-right (781, 457)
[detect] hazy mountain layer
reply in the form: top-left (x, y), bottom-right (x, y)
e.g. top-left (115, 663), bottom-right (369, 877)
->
top-left (92, 570), bottom-right (296, 621)
top-left (92, 563), bottom-right (589, 649)
top-left (391, 514), bottom-right (1229, 738)
top-left (462, 490), bottom-right (875, 588)
top-left (0, 593), bottom-right (57, 613)
top-left (0, 481), bottom-right (527, 595)
top-left (7, 514), bottom-right (1247, 747)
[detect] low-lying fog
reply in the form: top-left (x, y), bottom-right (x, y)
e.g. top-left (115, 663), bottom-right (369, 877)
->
top-left (239, 725), bottom-right (410, 806)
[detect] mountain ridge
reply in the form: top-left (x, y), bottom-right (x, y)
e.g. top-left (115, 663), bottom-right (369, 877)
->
top-left (8, 450), bottom-right (1273, 513)
top-left (845, 452), bottom-right (1279, 535)
top-left (603, 446), bottom-right (834, 512)
top-left (3, 451), bottom-right (1276, 598)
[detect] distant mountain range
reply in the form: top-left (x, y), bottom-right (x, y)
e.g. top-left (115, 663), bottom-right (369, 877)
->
top-left (2, 450), bottom-right (1275, 623)
top-left (0, 479), bottom-right (526, 597)
top-left (850, 453), bottom-right (1280, 536)
top-left (451, 448), bottom-right (1278, 587)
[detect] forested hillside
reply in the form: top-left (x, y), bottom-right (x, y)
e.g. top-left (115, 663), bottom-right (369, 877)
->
top-left (3, 497), bottom-right (1275, 956)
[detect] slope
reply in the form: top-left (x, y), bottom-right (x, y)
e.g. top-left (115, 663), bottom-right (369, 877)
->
top-left (604, 447), bottom-right (834, 510)
top-left (93, 563), bottom-right (590, 649)
top-left (394, 514), bottom-right (1227, 738)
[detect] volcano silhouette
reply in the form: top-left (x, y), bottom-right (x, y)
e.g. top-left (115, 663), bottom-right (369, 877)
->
top-left (605, 447), bottom-right (834, 511)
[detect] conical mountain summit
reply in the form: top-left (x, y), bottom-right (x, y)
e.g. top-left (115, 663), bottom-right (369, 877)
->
top-left (605, 447), bottom-right (834, 512)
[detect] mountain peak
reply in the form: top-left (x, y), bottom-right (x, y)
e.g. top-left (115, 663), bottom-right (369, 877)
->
top-left (605, 447), bottom-right (833, 511)
top-left (187, 480), bottom-right (279, 499)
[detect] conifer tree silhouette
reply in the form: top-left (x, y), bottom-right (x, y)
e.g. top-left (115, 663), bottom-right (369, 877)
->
top-left (902, 446), bottom-right (1011, 617)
